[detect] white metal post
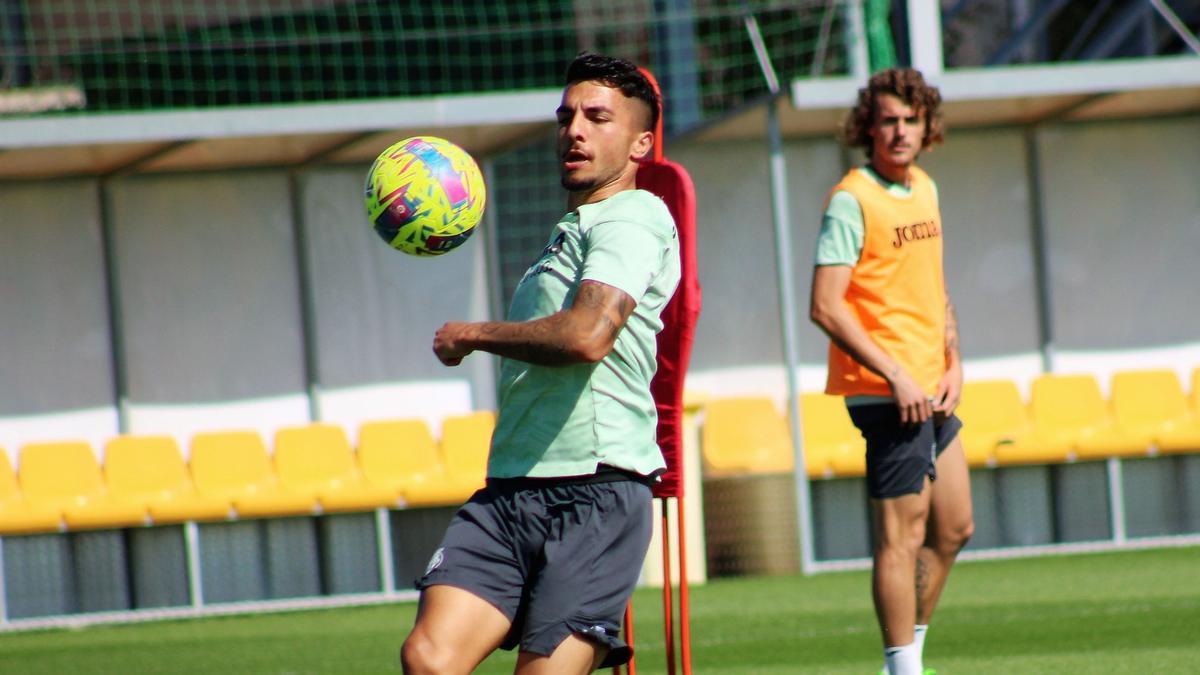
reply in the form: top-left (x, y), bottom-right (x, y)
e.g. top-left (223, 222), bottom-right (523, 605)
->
top-left (906, 0), bottom-right (945, 79)
top-left (184, 521), bottom-right (205, 608)
top-left (1107, 458), bottom-right (1128, 544)
top-left (375, 507), bottom-right (396, 595)
top-left (843, 0), bottom-right (871, 82)
top-left (744, 10), bottom-right (818, 575)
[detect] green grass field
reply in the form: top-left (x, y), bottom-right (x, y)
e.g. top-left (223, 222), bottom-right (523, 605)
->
top-left (1, 546), bottom-right (1196, 674)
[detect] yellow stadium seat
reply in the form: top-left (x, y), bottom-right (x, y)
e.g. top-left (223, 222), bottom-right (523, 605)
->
top-left (701, 397), bottom-right (793, 476)
top-left (800, 393), bottom-right (864, 478)
top-left (0, 449), bottom-right (63, 534)
top-left (403, 411), bottom-right (493, 505)
top-left (103, 435), bottom-right (232, 524)
top-left (997, 374), bottom-right (1147, 465)
top-left (1111, 369), bottom-right (1200, 455)
top-left (18, 441), bottom-right (147, 530)
top-left (1191, 368), bottom-right (1200, 417)
top-left (955, 380), bottom-right (1031, 467)
top-left (358, 419), bottom-right (466, 507)
top-left (190, 431), bottom-right (316, 519)
top-left (274, 423), bottom-right (400, 512)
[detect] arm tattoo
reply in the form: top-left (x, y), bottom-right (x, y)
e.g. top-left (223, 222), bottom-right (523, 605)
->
top-left (576, 282), bottom-right (607, 310)
top-left (467, 282), bottom-right (635, 366)
top-left (472, 315), bottom-right (576, 365)
top-left (945, 299), bottom-right (960, 360)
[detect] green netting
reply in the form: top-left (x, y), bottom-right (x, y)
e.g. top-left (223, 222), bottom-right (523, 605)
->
top-left (1, 0), bottom-right (853, 125)
top-left (489, 134), bottom-right (563, 301)
top-left (1, 1), bottom-right (861, 296)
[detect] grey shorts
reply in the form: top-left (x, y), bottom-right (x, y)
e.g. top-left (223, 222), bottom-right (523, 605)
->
top-left (847, 403), bottom-right (963, 499)
top-left (415, 476), bottom-right (653, 667)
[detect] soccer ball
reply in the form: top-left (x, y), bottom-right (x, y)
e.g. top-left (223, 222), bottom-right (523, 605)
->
top-left (363, 136), bottom-right (486, 256)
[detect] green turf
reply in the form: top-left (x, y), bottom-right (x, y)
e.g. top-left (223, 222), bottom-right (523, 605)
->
top-left (1, 546), bottom-right (1196, 673)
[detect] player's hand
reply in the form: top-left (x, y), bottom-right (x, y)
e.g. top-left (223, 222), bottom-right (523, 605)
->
top-left (433, 322), bottom-right (474, 366)
top-left (933, 360), bottom-right (963, 424)
top-left (887, 366), bottom-right (932, 426)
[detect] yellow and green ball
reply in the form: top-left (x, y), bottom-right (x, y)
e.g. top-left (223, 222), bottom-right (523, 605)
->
top-left (364, 136), bottom-right (486, 256)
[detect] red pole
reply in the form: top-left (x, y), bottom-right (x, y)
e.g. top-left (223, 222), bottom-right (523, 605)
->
top-left (615, 601), bottom-right (637, 675)
top-left (677, 495), bottom-right (693, 675)
top-left (661, 498), bottom-right (677, 675)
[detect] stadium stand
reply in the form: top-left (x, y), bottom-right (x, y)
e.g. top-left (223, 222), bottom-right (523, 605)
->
top-left (955, 379), bottom-right (1031, 467)
top-left (273, 423), bottom-right (401, 512)
top-left (1191, 368), bottom-right (1200, 416)
top-left (18, 441), bottom-right (147, 530)
top-left (1111, 369), bottom-right (1200, 455)
top-left (994, 374), bottom-right (1143, 465)
top-left (104, 434), bottom-right (231, 524)
top-left (1037, 374), bottom-right (1151, 460)
top-left (701, 397), bottom-right (794, 475)
top-left (189, 431), bottom-right (315, 518)
top-left (799, 393), bottom-right (865, 478)
top-left (0, 449), bottom-right (62, 535)
top-left (357, 418), bottom-right (463, 507)
top-left (402, 411), bottom-right (492, 505)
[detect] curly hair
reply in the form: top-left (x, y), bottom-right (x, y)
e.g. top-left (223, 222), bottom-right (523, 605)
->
top-left (564, 52), bottom-right (660, 133)
top-left (842, 68), bottom-right (944, 157)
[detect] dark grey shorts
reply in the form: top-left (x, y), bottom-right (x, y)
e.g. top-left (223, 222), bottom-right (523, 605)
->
top-left (415, 478), bottom-right (653, 667)
top-left (847, 404), bottom-right (963, 499)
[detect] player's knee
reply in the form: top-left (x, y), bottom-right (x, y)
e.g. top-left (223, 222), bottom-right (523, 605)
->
top-left (937, 517), bottom-right (973, 555)
top-left (400, 631), bottom-right (453, 675)
top-left (909, 520), bottom-right (930, 552)
top-left (877, 519), bottom-right (927, 556)
top-left (954, 517), bottom-right (975, 550)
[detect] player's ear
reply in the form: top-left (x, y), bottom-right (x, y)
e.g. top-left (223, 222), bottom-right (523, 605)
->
top-left (630, 130), bottom-right (653, 161)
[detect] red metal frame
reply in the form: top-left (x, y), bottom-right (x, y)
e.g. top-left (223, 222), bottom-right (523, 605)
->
top-left (614, 65), bottom-right (698, 675)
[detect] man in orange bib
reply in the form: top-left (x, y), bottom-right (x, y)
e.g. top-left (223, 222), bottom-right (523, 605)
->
top-left (809, 68), bottom-right (974, 675)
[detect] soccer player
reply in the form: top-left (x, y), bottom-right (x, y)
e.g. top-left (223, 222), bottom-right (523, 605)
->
top-left (808, 68), bottom-right (974, 675)
top-left (401, 53), bottom-right (680, 675)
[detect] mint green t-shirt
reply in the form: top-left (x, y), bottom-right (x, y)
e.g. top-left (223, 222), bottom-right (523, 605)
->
top-left (488, 189), bottom-right (681, 479)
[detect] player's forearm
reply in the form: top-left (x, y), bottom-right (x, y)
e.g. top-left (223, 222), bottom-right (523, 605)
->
top-left (463, 312), bottom-right (611, 366)
top-left (810, 301), bottom-right (904, 384)
top-left (944, 298), bottom-right (961, 367)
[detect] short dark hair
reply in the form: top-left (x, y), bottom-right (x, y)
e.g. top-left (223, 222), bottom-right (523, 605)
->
top-left (842, 68), bottom-right (945, 157)
top-left (564, 52), bottom-right (660, 132)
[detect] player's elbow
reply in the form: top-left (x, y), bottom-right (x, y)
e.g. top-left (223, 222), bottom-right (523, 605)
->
top-left (565, 321), bottom-right (617, 364)
top-left (570, 334), bottom-right (615, 363)
top-left (809, 298), bottom-right (836, 332)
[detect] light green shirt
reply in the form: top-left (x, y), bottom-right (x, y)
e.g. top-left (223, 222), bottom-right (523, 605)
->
top-left (488, 189), bottom-right (681, 479)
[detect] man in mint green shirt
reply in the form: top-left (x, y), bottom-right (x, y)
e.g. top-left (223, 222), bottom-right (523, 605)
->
top-left (402, 54), bottom-right (680, 675)
top-left (486, 186), bottom-right (678, 480)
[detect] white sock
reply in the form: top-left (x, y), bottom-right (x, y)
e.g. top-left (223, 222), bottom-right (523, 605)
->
top-left (881, 626), bottom-right (927, 674)
top-left (884, 642), bottom-right (922, 675)
top-left (913, 624), bottom-right (929, 660)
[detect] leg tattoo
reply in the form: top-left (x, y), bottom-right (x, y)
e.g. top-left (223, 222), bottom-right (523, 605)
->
top-left (914, 556), bottom-right (930, 621)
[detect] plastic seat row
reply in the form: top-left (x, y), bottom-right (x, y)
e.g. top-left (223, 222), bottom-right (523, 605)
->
top-left (702, 393), bottom-right (867, 479)
top-left (702, 368), bottom-right (1200, 478)
top-left (957, 368), bottom-right (1200, 466)
top-left (0, 412), bottom-right (495, 536)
